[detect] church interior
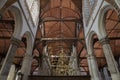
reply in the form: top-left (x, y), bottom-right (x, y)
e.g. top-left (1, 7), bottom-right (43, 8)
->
top-left (0, 0), bottom-right (120, 80)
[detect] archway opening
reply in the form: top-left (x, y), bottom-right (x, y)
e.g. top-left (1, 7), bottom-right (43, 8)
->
top-left (104, 9), bottom-right (120, 71)
top-left (77, 27), bottom-right (89, 76)
top-left (91, 33), bottom-right (109, 79)
top-left (0, 9), bottom-right (15, 69)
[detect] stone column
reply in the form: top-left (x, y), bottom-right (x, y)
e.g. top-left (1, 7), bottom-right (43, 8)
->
top-left (87, 53), bottom-right (101, 80)
top-left (39, 46), bottom-right (51, 76)
top-left (0, 37), bottom-right (21, 80)
top-left (70, 46), bottom-right (80, 75)
top-left (99, 38), bottom-right (120, 80)
top-left (103, 67), bottom-right (111, 80)
top-left (7, 64), bottom-right (16, 80)
top-left (21, 53), bottom-right (33, 80)
top-left (100, 69), bottom-right (105, 80)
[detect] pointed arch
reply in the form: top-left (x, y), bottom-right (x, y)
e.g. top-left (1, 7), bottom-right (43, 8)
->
top-left (8, 5), bottom-right (23, 39)
top-left (23, 31), bottom-right (34, 55)
top-left (87, 31), bottom-right (97, 52)
top-left (98, 4), bottom-right (114, 38)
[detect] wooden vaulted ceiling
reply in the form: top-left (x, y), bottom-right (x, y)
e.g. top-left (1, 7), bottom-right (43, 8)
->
top-left (40, 0), bottom-right (82, 10)
top-left (39, 0), bottom-right (83, 55)
top-left (38, 0), bottom-right (86, 73)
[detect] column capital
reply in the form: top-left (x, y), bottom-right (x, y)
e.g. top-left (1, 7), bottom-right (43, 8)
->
top-left (99, 37), bottom-right (109, 46)
top-left (24, 53), bottom-right (33, 59)
top-left (87, 54), bottom-right (95, 59)
top-left (11, 37), bottom-right (21, 47)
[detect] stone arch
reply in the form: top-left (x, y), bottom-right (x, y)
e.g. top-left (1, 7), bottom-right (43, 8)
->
top-left (98, 4), bottom-right (115, 38)
top-left (13, 31), bottom-right (34, 80)
top-left (20, 31), bottom-right (34, 80)
top-left (86, 31), bottom-right (101, 80)
top-left (0, 5), bottom-right (23, 57)
top-left (97, 4), bottom-right (120, 79)
top-left (23, 31), bottom-right (34, 55)
top-left (8, 5), bottom-right (23, 39)
top-left (0, 4), bottom-right (23, 79)
top-left (87, 31), bottom-right (97, 53)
